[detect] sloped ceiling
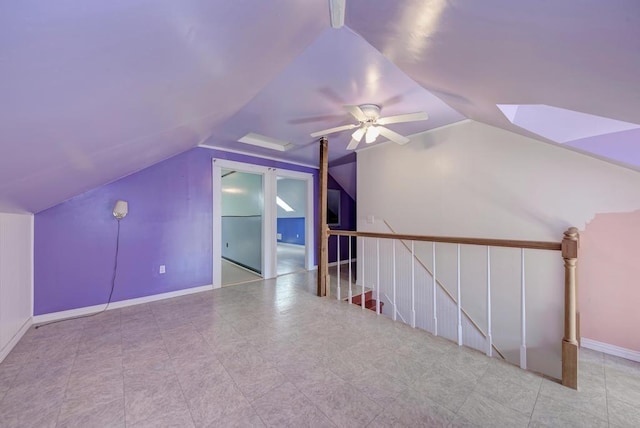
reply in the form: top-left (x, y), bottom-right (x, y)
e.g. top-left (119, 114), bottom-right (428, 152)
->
top-left (1, 0), bottom-right (639, 213)
top-left (0, 0), bottom-right (327, 212)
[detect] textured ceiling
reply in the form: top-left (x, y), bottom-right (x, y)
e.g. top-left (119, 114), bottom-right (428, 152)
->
top-left (1, 0), bottom-right (639, 212)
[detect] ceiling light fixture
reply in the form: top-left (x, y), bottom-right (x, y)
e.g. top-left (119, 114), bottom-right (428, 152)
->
top-left (222, 187), bottom-right (245, 194)
top-left (365, 126), bottom-right (380, 144)
top-left (351, 127), bottom-right (366, 142)
top-left (329, 0), bottom-right (346, 29)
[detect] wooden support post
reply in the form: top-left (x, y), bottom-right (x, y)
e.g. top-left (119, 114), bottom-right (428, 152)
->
top-left (562, 227), bottom-right (579, 389)
top-left (317, 137), bottom-right (329, 297)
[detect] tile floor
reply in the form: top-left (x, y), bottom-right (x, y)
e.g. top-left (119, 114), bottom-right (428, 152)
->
top-left (1, 272), bottom-right (639, 427)
top-left (276, 243), bottom-right (306, 276)
top-left (221, 259), bottom-right (262, 287)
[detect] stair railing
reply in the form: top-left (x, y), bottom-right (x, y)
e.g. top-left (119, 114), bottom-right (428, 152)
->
top-left (325, 228), bottom-right (579, 390)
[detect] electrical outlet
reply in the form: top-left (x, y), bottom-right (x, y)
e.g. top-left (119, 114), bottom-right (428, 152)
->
top-left (366, 215), bottom-right (375, 224)
top-left (296, 234), bottom-right (299, 238)
top-left (159, 265), bottom-right (166, 274)
top-left (276, 233), bottom-right (282, 240)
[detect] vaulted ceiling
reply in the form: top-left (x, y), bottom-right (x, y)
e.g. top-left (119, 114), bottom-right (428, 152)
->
top-left (1, 1), bottom-right (639, 213)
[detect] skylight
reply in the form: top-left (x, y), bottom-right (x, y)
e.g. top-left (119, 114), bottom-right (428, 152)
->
top-left (276, 196), bottom-right (294, 212)
top-left (238, 133), bottom-right (293, 152)
top-left (497, 104), bottom-right (640, 144)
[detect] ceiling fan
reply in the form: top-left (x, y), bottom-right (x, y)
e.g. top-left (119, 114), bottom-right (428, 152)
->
top-left (310, 104), bottom-right (428, 150)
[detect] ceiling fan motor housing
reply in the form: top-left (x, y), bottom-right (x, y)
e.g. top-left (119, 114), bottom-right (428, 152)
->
top-left (359, 104), bottom-right (381, 122)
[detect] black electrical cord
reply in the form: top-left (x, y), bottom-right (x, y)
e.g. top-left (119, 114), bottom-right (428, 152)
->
top-left (35, 219), bottom-right (122, 329)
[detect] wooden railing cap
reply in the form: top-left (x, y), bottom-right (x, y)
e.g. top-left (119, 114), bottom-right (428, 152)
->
top-left (564, 227), bottom-right (579, 238)
top-left (328, 230), bottom-right (562, 251)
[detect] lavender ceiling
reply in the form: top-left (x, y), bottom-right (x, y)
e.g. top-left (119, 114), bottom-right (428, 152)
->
top-left (1, 0), bottom-right (639, 212)
top-left (203, 27), bottom-right (465, 165)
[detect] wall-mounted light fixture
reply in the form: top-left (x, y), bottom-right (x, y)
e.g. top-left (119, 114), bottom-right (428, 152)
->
top-left (113, 200), bottom-right (128, 220)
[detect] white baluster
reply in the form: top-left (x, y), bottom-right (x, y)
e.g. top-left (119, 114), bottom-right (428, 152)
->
top-left (520, 248), bottom-right (527, 369)
top-left (376, 238), bottom-right (381, 314)
top-left (336, 236), bottom-right (341, 301)
top-left (348, 236), bottom-right (352, 304)
top-left (486, 246), bottom-right (492, 357)
top-left (432, 242), bottom-right (438, 336)
top-left (457, 243), bottom-right (462, 346)
top-left (361, 237), bottom-right (365, 311)
top-left (392, 239), bottom-right (397, 321)
top-left (411, 241), bottom-right (416, 328)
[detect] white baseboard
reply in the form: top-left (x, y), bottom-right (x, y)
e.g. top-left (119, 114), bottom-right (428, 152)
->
top-left (0, 317), bottom-right (32, 363)
top-left (33, 284), bottom-right (214, 324)
top-left (581, 337), bottom-right (640, 363)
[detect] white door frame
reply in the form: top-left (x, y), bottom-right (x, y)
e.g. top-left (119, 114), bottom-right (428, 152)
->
top-left (212, 159), bottom-right (314, 289)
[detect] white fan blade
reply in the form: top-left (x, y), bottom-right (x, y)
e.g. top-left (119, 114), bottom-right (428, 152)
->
top-left (344, 105), bottom-right (367, 122)
top-left (377, 112), bottom-right (428, 125)
top-left (346, 138), bottom-right (361, 150)
top-left (346, 127), bottom-right (366, 150)
top-left (310, 123), bottom-right (357, 138)
top-left (378, 126), bottom-right (410, 145)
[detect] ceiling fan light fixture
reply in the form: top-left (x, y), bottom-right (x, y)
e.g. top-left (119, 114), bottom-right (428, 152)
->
top-left (310, 103), bottom-right (428, 151)
top-left (352, 127), bottom-right (366, 141)
top-left (359, 104), bottom-right (381, 120)
top-left (365, 126), bottom-right (380, 143)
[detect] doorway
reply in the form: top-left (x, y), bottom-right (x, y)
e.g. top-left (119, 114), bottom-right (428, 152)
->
top-left (212, 159), bottom-right (314, 289)
top-left (276, 176), bottom-right (307, 275)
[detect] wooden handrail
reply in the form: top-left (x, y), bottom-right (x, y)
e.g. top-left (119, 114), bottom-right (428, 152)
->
top-left (328, 230), bottom-right (561, 251)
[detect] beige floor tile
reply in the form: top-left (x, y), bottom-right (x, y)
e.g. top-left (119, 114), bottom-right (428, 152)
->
top-left (367, 412), bottom-right (411, 427)
top-left (538, 377), bottom-right (608, 421)
top-left (385, 387), bottom-right (455, 427)
top-left (608, 395), bottom-right (640, 427)
top-left (128, 408), bottom-right (195, 428)
top-left (475, 368), bottom-right (539, 416)
top-left (411, 363), bottom-right (475, 412)
top-left (311, 381), bottom-right (382, 427)
top-left (181, 377), bottom-right (254, 427)
top-left (57, 397), bottom-right (125, 428)
top-left (251, 382), bottom-right (334, 427)
top-left (530, 393), bottom-right (608, 428)
top-left (124, 375), bottom-right (190, 426)
top-left (456, 392), bottom-right (530, 428)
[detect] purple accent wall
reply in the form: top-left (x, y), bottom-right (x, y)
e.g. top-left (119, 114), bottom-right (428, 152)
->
top-left (328, 172), bottom-right (357, 263)
top-left (34, 147), bottom-right (318, 315)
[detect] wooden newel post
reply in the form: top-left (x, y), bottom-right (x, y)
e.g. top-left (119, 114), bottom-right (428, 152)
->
top-left (317, 137), bottom-right (329, 297)
top-left (562, 227), bottom-right (579, 389)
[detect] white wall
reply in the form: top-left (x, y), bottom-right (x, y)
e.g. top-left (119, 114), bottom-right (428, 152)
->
top-left (357, 120), bottom-right (640, 378)
top-left (276, 177), bottom-right (306, 218)
top-left (0, 212), bottom-right (33, 362)
top-left (221, 170), bottom-right (263, 216)
top-left (221, 170), bottom-right (263, 272)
